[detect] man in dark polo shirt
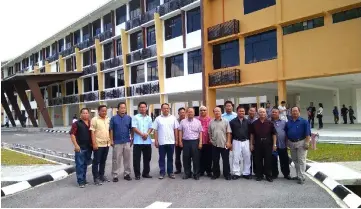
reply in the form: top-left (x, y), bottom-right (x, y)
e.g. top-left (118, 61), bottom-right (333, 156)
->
top-left (250, 108), bottom-right (277, 182)
top-left (70, 108), bottom-right (92, 188)
top-left (110, 102), bottom-right (133, 182)
top-left (175, 107), bottom-right (186, 174)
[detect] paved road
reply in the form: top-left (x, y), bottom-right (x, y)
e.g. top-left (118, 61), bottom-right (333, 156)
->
top-left (1, 132), bottom-right (340, 208)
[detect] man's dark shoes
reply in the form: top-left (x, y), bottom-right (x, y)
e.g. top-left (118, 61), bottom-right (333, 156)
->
top-left (124, 175), bottom-right (132, 181)
top-left (256, 177), bottom-right (262, 181)
top-left (135, 176), bottom-right (141, 180)
top-left (174, 170), bottom-right (181, 174)
top-left (199, 172), bottom-right (205, 177)
top-left (242, 175), bottom-right (251, 180)
top-left (79, 184), bottom-right (85, 188)
top-left (182, 175), bottom-right (190, 180)
top-left (100, 176), bottom-right (110, 183)
top-left (284, 175), bottom-right (292, 180)
top-left (194, 175), bottom-right (200, 180)
top-left (168, 174), bottom-right (176, 179)
top-left (232, 175), bottom-right (241, 180)
top-left (291, 176), bottom-right (299, 180)
top-left (113, 177), bottom-right (119, 182)
top-left (298, 178), bottom-right (305, 185)
top-left (225, 176), bottom-right (232, 181)
top-left (206, 173), bottom-right (213, 177)
top-left (211, 175), bottom-right (218, 180)
top-left (266, 177), bottom-right (273, 182)
top-left (142, 174), bottom-right (152, 178)
top-left (94, 178), bottom-right (102, 185)
top-left (272, 175), bottom-right (278, 179)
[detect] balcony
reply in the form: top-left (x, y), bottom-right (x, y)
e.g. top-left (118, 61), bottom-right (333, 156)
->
top-left (48, 97), bottom-right (63, 106)
top-left (125, 16), bottom-right (142, 31)
top-left (126, 45), bottom-right (157, 64)
top-left (100, 57), bottom-right (122, 71)
top-left (60, 46), bottom-right (75, 57)
top-left (97, 30), bottom-right (113, 42)
top-left (46, 53), bottom-right (59, 63)
top-left (39, 67), bottom-right (45, 73)
top-left (77, 38), bottom-right (95, 50)
top-left (62, 95), bottom-right (79, 104)
top-left (207, 19), bottom-right (240, 41)
top-left (80, 91), bottom-right (99, 102)
top-left (158, 0), bottom-right (183, 16)
top-left (141, 7), bottom-right (157, 24)
top-left (208, 69), bottom-right (240, 87)
top-left (126, 81), bottom-right (159, 97)
top-left (82, 64), bottom-right (97, 75)
top-left (100, 87), bottom-right (126, 100)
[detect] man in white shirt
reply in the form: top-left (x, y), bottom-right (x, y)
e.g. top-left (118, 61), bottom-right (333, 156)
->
top-left (278, 101), bottom-right (288, 122)
top-left (153, 103), bottom-right (179, 179)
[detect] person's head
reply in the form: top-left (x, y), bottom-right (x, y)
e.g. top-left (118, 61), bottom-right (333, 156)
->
top-left (271, 108), bottom-right (280, 120)
top-left (161, 103), bottom-right (170, 116)
top-left (237, 106), bottom-right (245, 118)
top-left (98, 105), bottom-right (107, 118)
top-left (281, 101), bottom-right (286, 106)
top-left (349, 106), bottom-right (352, 109)
top-left (199, 106), bottom-right (207, 117)
top-left (138, 102), bottom-right (147, 114)
top-left (213, 107), bottom-right (222, 118)
top-left (178, 107), bottom-right (186, 120)
top-left (291, 106), bottom-right (301, 118)
top-left (310, 102), bottom-right (314, 106)
top-left (266, 103), bottom-right (271, 108)
top-left (334, 106), bottom-right (337, 109)
top-left (80, 108), bottom-right (89, 120)
top-left (186, 107), bottom-right (195, 119)
top-left (319, 103), bottom-right (323, 108)
top-left (117, 102), bottom-right (126, 115)
top-left (343, 104), bottom-right (346, 107)
top-left (258, 108), bottom-right (266, 119)
top-left (249, 107), bottom-right (256, 118)
top-left (224, 101), bottom-right (234, 113)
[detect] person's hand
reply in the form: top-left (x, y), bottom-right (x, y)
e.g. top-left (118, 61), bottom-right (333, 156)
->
top-left (250, 144), bottom-right (254, 152)
top-left (226, 142), bottom-right (232, 150)
top-left (304, 143), bottom-right (309, 150)
top-left (130, 140), bottom-right (133, 147)
top-left (93, 144), bottom-right (98, 151)
top-left (142, 133), bottom-right (149, 140)
top-left (179, 141), bottom-right (183, 148)
top-left (74, 145), bottom-right (80, 152)
top-left (110, 141), bottom-right (114, 147)
top-left (155, 140), bottom-right (159, 148)
top-left (175, 140), bottom-right (179, 147)
top-left (198, 143), bottom-right (202, 150)
top-left (273, 145), bottom-right (277, 152)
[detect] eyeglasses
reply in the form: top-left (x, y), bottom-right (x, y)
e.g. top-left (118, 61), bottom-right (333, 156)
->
top-left (200, 110), bottom-right (206, 111)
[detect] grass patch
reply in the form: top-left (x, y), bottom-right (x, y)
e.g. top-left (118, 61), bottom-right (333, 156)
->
top-left (1, 149), bottom-right (55, 165)
top-left (307, 143), bottom-right (361, 162)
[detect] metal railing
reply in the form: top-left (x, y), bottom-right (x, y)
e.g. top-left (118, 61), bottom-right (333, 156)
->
top-left (141, 7), bottom-right (158, 24)
top-left (48, 97), bottom-right (63, 106)
top-left (100, 57), bottom-right (123, 71)
top-left (125, 15), bottom-right (142, 30)
top-left (77, 38), bottom-right (95, 50)
top-left (46, 53), bottom-right (59, 63)
top-left (208, 69), bottom-right (240, 87)
top-left (62, 95), bottom-right (79, 104)
top-left (80, 91), bottom-right (99, 102)
top-left (158, 0), bottom-right (181, 16)
top-left (126, 45), bottom-right (157, 64)
top-left (126, 81), bottom-right (159, 97)
top-left (97, 29), bottom-right (113, 42)
top-left (100, 87), bottom-right (126, 100)
top-left (82, 64), bottom-right (97, 75)
top-left (60, 46), bottom-right (75, 57)
top-left (207, 19), bottom-right (240, 41)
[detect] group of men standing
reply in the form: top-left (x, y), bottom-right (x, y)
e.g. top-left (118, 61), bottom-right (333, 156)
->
top-left (70, 100), bottom-right (311, 188)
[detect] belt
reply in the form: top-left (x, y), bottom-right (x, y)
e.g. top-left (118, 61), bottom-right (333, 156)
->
top-left (288, 138), bottom-right (304, 142)
top-left (260, 138), bottom-right (268, 141)
top-left (233, 138), bottom-right (249, 142)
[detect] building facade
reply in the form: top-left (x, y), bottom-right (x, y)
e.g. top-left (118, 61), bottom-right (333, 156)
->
top-left (1, 0), bottom-right (361, 127)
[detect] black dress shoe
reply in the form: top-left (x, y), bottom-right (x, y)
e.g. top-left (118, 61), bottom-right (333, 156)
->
top-left (225, 176), bottom-right (232, 181)
top-left (174, 170), bottom-right (181, 174)
top-left (256, 177), bottom-right (262, 181)
top-left (232, 175), bottom-right (241, 180)
top-left (206, 173), bottom-right (213, 177)
top-left (211, 175), bottom-right (218, 180)
top-left (182, 175), bottom-right (190, 180)
top-left (142, 174), bottom-right (152, 178)
top-left (199, 172), bottom-right (205, 177)
top-left (113, 177), bottom-right (119, 182)
top-left (272, 176), bottom-right (278, 179)
top-left (242, 175), bottom-right (251, 179)
top-left (284, 175), bottom-right (292, 180)
top-left (194, 176), bottom-right (200, 180)
top-left (124, 175), bottom-right (132, 181)
top-left (266, 177), bottom-right (273, 182)
top-left (135, 176), bottom-right (140, 180)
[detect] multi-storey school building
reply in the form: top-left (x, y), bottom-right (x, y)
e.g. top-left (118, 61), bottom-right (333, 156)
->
top-left (1, 0), bottom-right (361, 128)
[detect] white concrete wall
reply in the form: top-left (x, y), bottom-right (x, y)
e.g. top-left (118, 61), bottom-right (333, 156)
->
top-left (53, 106), bottom-right (63, 126)
top-left (51, 62), bottom-right (57, 72)
top-left (163, 36), bottom-right (183, 56)
top-left (164, 73), bottom-right (202, 93)
top-left (186, 30), bottom-right (201, 49)
top-left (356, 88), bottom-right (361, 123)
top-left (115, 23), bottom-right (126, 36)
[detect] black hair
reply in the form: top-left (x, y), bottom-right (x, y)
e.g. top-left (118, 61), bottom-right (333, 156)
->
top-left (272, 108), bottom-right (280, 112)
top-left (291, 106), bottom-right (300, 111)
top-left (281, 101), bottom-right (286, 104)
top-left (224, 100), bottom-right (234, 107)
top-left (236, 106), bottom-right (245, 111)
top-left (161, 103), bottom-right (170, 108)
top-left (138, 101), bottom-right (147, 108)
top-left (98, 105), bottom-right (107, 111)
top-left (117, 102), bottom-right (126, 109)
top-left (80, 108), bottom-right (89, 113)
top-left (178, 107), bottom-right (185, 112)
top-left (319, 103), bottom-right (323, 108)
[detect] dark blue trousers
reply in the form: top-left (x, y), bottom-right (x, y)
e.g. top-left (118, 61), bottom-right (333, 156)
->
top-left (75, 148), bottom-right (92, 185)
top-left (92, 147), bottom-right (109, 180)
top-left (158, 144), bottom-right (175, 175)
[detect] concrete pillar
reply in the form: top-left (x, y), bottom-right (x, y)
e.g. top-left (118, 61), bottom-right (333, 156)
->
top-left (160, 94), bottom-right (168, 104)
top-left (332, 89), bottom-right (340, 110)
top-left (127, 98), bottom-right (134, 116)
top-left (354, 88), bottom-right (361, 123)
top-left (187, 100), bottom-right (193, 107)
top-left (295, 93), bottom-right (301, 108)
top-left (277, 81), bottom-right (287, 105)
top-left (256, 96), bottom-right (260, 109)
top-left (234, 97), bottom-right (240, 110)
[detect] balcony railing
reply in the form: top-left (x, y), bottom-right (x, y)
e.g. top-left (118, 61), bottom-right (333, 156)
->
top-left (100, 87), bottom-right (126, 100)
top-left (48, 97), bottom-right (63, 106)
top-left (141, 7), bottom-right (157, 24)
top-left (158, 0), bottom-right (181, 16)
top-left (125, 15), bottom-right (142, 30)
top-left (46, 53), bottom-right (59, 63)
top-left (208, 19), bottom-right (240, 41)
top-left (80, 91), bottom-right (99, 102)
top-left (126, 81), bottom-right (159, 97)
top-left (82, 64), bottom-right (97, 75)
top-left (60, 46), bottom-right (75, 57)
top-left (62, 95), bottom-right (79, 104)
top-left (39, 67), bottom-right (45, 73)
top-left (97, 29), bottom-right (113, 42)
top-left (100, 57), bottom-right (122, 71)
top-left (208, 69), bottom-right (240, 87)
top-left (77, 38), bottom-right (95, 50)
top-left (126, 45), bottom-right (157, 63)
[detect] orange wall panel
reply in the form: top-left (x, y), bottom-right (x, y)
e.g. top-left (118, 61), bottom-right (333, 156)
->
top-left (241, 60), bottom-right (278, 83)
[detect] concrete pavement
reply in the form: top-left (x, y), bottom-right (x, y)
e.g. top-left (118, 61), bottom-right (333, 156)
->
top-left (1, 132), bottom-right (340, 208)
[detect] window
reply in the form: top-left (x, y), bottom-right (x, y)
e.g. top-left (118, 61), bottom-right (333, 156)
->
top-left (94, 76), bottom-right (98, 91)
top-left (129, 0), bottom-right (141, 19)
top-left (131, 64), bottom-right (145, 84)
top-left (146, 26), bottom-right (156, 46)
top-left (147, 61), bottom-right (158, 81)
top-left (82, 25), bottom-right (90, 41)
top-left (75, 81), bottom-right (78, 94)
top-left (166, 54), bottom-right (184, 78)
top-left (104, 42), bottom-right (113, 60)
top-left (40, 50), bottom-right (43, 61)
top-left (243, 0), bottom-right (276, 14)
top-left (74, 30), bottom-right (81, 45)
top-left (51, 85), bottom-right (59, 98)
top-left (130, 31), bottom-right (143, 51)
top-left (51, 42), bottom-right (57, 55)
top-left (103, 13), bottom-right (112, 31)
top-left (245, 30), bottom-right (277, 64)
top-left (146, 0), bottom-right (159, 11)
top-left (332, 7), bottom-right (361, 23)
top-left (66, 58), bottom-right (73, 72)
top-left (84, 77), bottom-right (92, 92)
top-left (40, 88), bottom-right (46, 99)
top-left (46, 46), bottom-right (50, 58)
top-left (105, 71), bottom-right (116, 89)
top-left (165, 15), bottom-right (182, 41)
top-left (213, 40), bottom-right (239, 69)
top-left (283, 17), bottom-right (324, 35)
top-left (66, 81), bottom-right (74, 95)
top-left (58, 39), bottom-right (64, 52)
top-left (116, 5), bottom-right (127, 25)
top-left (34, 53), bottom-right (39, 64)
top-left (116, 39), bottom-right (122, 56)
top-left (93, 19), bottom-right (101, 36)
top-left (188, 49), bottom-right (202, 74)
top-left (83, 51), bottom-right (90, 66)
top-left (117, 69), bottom-right (125, 86)
top-left (187, 7), bottom-right (201, 33)
top-left (91, 48), bottom-right (96, 64)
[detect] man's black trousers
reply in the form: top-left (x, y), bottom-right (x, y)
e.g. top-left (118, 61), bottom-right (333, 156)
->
top-left (182, 139), bottom-right (200, 177)
top-left (133, 144), bottom-right (152, 177)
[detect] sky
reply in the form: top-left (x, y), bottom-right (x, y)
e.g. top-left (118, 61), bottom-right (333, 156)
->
top-left (0, 0), bottom-right (110, 62)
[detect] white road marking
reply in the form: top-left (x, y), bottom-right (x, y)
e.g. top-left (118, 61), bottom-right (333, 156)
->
top-left (50, 170), bottom-right (69, 181)
top-left (15, 134), bottom-right (26, 137)
top-left (145, 201), bottom-right (172, 208)
top-left (2, 181), bottom-right (32, 196)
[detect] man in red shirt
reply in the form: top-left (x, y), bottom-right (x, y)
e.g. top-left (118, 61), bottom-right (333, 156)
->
top-left (197, 106), bottom-right (212, 177)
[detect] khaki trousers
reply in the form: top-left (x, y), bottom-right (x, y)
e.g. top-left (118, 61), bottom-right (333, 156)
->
top-left (288, 140), bottom-right (308, 180)
top-left (112, 143), bottom-right (131, 178)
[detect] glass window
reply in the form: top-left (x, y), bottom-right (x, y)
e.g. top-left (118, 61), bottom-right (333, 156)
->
top-left (117, 69), bottom-right (125, 86)
top-left (83, 51), bottom-right (90, 66)
top-left (332, 7), bottom-right (361, 23)
top-left (116, 39), bottom-right (122, 56)
top-left (245, 30), bottom-right (277, 64)
top-left (283, 17), bottom-right (324, 35)
top-left (91, 48), bottom-right (96, 64)
top-left (147, 61), bottom-right (158, 81)
top-left (166, 54), bottom-right (184, 78)
top-left (130, 31), bottom-right (143, 51)
top-left (131, 64), bottom-right (145, 84)
top-left (116, 5), bottom-right (127, 25)
top-left (51, 85), bottom-right (58, 98)
top-left (243, 0), bottom-right (276, 14)
top-left (165, 15), bottom-right (182, 41)
top-left (147, 26), bottom-right (156, 46)
top-left (75, 81), bottom-right (78, 94)
top-left (58, 39), bottom-right (64, 52)
top-left (83, 77), bottom-right (92, 92)
top-left (66, 81), bottom-right (74, 95)
top-left (213, 40), bottom-right (240, 69)
top-left (146, 0), bottom-right (159, 11)
top-left (94, 76), bottom-right (98, 91)
top-left (105, 71), bottom-right (116, 89)
top-left (104, 42), bottom-right (113, 60)
top-left (187, 7), bottom-right (201, 33)
top-left (188, 49), bottom-right (202, 74)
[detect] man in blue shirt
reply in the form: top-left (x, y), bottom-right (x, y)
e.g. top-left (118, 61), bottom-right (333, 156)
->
top-left (286, 106), bottom-right (311, 185)
top-left (132, 102), bottom-right (153, 180)
top-left (222, 100), bottom-right (237, 121)
top-left (110, 102), bottom-right (133, 182)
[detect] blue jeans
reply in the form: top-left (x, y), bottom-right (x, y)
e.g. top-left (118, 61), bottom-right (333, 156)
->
top-left (75, 148), bottom-right (91, 185)
top-left (158, 144), bottom-right (175, 175)
top-left (92, 147), bottom-right (109, 180)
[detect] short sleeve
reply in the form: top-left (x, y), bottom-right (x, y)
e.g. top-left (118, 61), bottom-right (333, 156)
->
top-left (226, 121), bottom-right (232, 133)
top-left (109, 117), bottom-right (114, 130)
top-left (152, 117), bottom-right (159, 130)
top-left (89, 118), bottom-right (96, 131)
top-left (132, 116), bottom-right (138, 128)
top-left (69, 122), bottom-right (78, 135)
top-left (148, 117), bottom-right (153, 129)
top-left (271, 122), bottom-right (277, 135)
top-left (174, 117), bottom-right (179, 129)
top-left (305, 120), bottom-right (311, 137)
top-left (129, 117), bottom-right (132, 130)
top-left (198, 121), bottom-right (203, 133)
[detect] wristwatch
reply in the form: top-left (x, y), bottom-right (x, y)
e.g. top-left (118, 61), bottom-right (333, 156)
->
top-left (274, 145), bottom-right (277, 147)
